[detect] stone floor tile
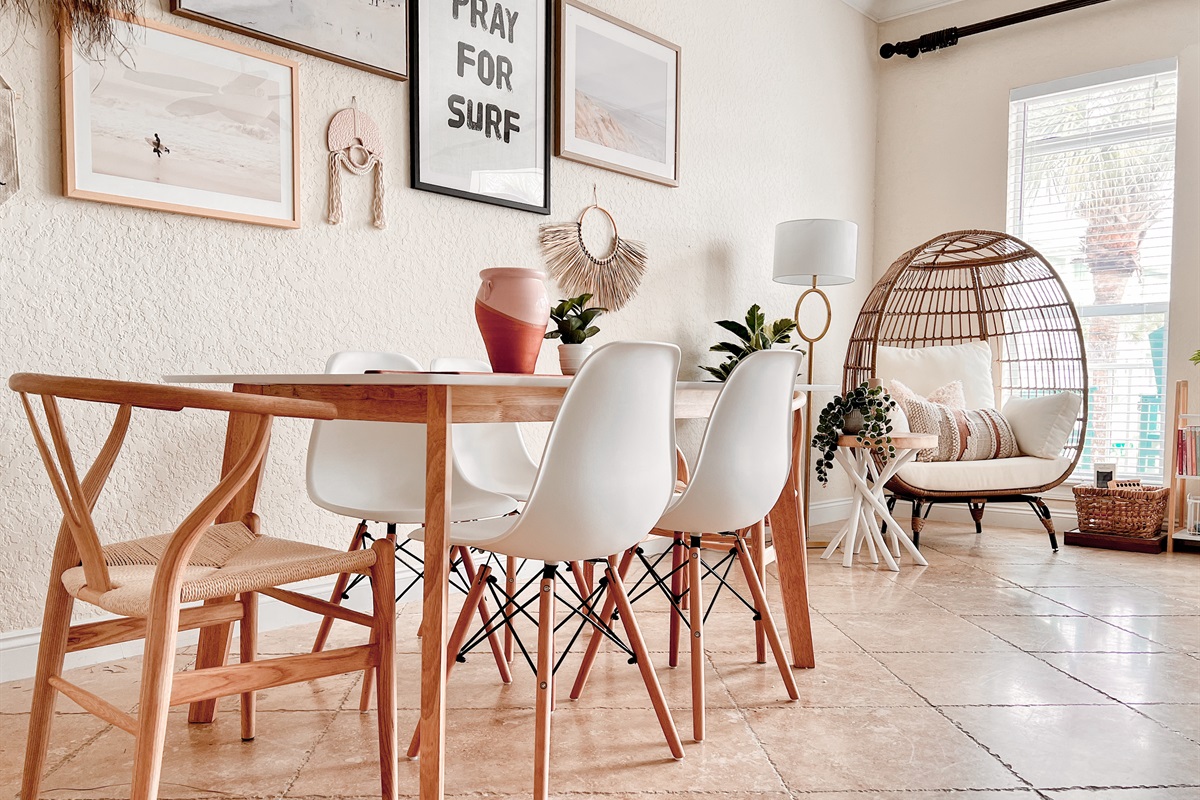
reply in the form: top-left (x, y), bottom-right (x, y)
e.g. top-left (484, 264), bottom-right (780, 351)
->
top-left (943, 704), bottom-right (1200, 789)
top-left (1034, 652), bottom-right (1200, 704)
top-left (41, 710), bottom-right (335, 799)
top-left (745, 705), bottom-right (1022, 792)
top-left (823, 612), bottom-right (1018, 653)
top-left (806, 583), bottom-right (948, 615)
top-left (1130, 703), bottom-right (1200, 744)
top-left (907, 586), bottom-right (1083, 616)
top-left (1100, 615), bottom-right (1200, 653)
top-left (712, 649), bottom-right (925, 708)
top-left (1043, 790), bottom-right (1200, 799)
top-left (0, 712), bottom-right (112, 794)
top-left (875, 650), bottom-right (1111, 706)
top-left (976, 563), bottom-right (1132, 587)
top-left (966, 615), bottom-right (1167, 653)
top-left (1034, 586), bottom-right (1200, 617)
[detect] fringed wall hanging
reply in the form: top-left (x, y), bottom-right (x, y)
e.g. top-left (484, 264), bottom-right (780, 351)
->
top-left (327, 104), bottom-right (385, 229)
top-left (1, 0), bottom-right (139, 56)
top-left (538, 201), bottom-right (647, 311)
top-left (0, 74), bottom-right (18, 204)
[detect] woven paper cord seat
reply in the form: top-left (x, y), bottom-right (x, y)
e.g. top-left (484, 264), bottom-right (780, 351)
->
top-left (61, 521), bottom-right (378, 618)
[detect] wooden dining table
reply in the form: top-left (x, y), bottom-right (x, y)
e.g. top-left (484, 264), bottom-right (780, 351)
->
top-left (164, 370), bottom-right (829, 799)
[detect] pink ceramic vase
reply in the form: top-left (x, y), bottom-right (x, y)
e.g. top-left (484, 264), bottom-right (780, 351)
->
top-left (475, 267), bottom-right (550, 374)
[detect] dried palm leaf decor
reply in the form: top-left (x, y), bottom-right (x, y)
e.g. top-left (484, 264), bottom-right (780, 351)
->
top-left (2, 0), bottom-right (140, 55)
top-left (539, 203), bottom-right (647, 311)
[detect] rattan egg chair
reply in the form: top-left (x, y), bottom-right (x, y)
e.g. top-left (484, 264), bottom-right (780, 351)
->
top-left (843, 230), bottom-right (1088, 550)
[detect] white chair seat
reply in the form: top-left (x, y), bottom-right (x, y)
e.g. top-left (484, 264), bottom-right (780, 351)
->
top-left (311, 485), bottom-right (517, 526)
top-left (896, 456), bottom-right (1073, 493)
top-left (409, 515), bottom-right (516, 550)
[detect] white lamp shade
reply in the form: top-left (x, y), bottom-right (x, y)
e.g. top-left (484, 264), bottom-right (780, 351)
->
top-left (772, 219), bottom-right (858, 286)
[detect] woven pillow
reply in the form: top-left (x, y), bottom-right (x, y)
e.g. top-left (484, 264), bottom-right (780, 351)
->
top-left (889, 379), bottom-right (965, 409)
top-left (902, 397), bottom-right (1020, 462)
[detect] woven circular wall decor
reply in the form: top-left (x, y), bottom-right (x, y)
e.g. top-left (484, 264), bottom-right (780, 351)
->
top-left (538, 204), bottom-right (647, 310)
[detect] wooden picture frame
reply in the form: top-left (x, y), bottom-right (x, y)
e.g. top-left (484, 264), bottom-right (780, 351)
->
top-left (62, 14), bottom-right (301, 228)
top-left (409, 0), bottom-right (552, 215)
top-left (556, 1), bottom-right (680, 187)
top-left (170, 0), bottom-right (408, 81)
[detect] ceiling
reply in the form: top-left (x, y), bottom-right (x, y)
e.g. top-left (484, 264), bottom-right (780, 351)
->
top-left (841, 0), bottom-right (974, 23)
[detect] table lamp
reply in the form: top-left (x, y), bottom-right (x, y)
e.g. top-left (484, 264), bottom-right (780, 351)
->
top-left (772, 219), bottom-right (859, 531)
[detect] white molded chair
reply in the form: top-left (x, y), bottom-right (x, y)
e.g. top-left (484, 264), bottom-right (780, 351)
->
top-left (430, 357), bottom-right (539, 502)
top-left (307, 351), bottom-right (518, 690)
top-left (410, 342), bottom-right (685, 800)
top-left (579, 349), bottom-right (804, 741)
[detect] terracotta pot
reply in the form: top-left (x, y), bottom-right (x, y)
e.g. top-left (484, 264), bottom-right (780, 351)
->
top-left (475, 267), bottom-right (550, 374)
top-left (557, 343), bottom-right (593, 375)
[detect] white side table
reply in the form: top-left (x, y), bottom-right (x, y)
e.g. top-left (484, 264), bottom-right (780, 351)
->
top-left (821, 433), bottom-right (936, 571)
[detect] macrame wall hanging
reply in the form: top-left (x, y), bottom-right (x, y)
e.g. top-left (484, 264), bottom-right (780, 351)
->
top-left (0, 74), bottom-right (19, 205)
top-left (327, 103), bottom-right (385, 229)
top-left (538, 198), bottom-right (647, 311)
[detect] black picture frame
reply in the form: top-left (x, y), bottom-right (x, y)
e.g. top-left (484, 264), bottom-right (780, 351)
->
top-left (409, 0), bottom-right (552, 215)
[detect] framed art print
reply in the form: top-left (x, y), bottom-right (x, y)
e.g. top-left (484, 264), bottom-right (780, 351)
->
top-left (410, 0), bottom-right (551, 214)
top-left (557, 1), bottom-right (680, 187)
top-left (171, 0), bottom-right (407, 81)
top-left (62, 15), bottom-right (300, 228)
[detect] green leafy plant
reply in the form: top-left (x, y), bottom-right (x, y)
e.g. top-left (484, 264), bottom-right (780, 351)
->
top-left (701, 304), bottom-right (801, 382)
top-left (1191, 349), bottom-right (1200, 366)
top-left (810, 382), bottom-right (898, 486)
top-left (544, 294), bottom-right (606, 345)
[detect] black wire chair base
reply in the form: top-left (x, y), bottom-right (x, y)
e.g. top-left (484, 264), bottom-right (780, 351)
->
top-left (335, 521), bottom-right (480, 606)
top-left (455, 561), bottom-right (636, 679)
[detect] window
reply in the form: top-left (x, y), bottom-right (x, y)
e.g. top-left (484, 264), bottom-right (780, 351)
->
top-left (1008, 61), bottom-right (1178, 482)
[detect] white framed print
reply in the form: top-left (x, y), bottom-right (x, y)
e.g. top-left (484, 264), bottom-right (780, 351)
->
top-left (62, 14), bottom-right (301, 228)
top-left (557, 1), bottom-right (680, 187)
top-left (409, 0), bottom-right (551, 214)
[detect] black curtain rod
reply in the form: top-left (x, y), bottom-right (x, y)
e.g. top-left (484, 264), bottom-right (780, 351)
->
top-left (880, 0), bottom-right (1116, 59)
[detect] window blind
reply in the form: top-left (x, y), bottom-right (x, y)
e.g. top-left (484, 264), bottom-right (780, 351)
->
top-left (1008, 62), bottom-right (1178, 482)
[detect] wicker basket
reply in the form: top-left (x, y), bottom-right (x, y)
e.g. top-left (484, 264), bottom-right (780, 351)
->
top-left (1073, 484), bottom-right (1170, 537)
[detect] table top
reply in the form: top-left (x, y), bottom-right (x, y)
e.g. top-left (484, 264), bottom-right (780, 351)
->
top-left (164, 372), bottom-right (840, 393)
top-left (837, 433), bottom-right (938, 449)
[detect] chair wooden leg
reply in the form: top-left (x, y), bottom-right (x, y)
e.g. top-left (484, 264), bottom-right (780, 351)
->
top-left (457, 547), bottom-right (512, 684)
top-left (313, 521), bottom-right (368, 653)
top-left (606, 562), bottom-right (684, 759)
top-left (687, 535), bottom-right (705, 742)
top-left (668, 536), bottom-right (684, 668)
top-left (533, 565), bottom-right (556, 800)
top-left (361, 525), bottom-right (400, 710)
top-left (239, 592), bottom-right (258, 741)
top-left (130, 603), bottom-right (182, 800)
top-left (407, 565), bottom-right (494, 757)
top-left (21, 575), bottom-right (75, 800)
top-left (188, 596), bottom-right (234, 723)
top-left (504, 555), bottom-right (517, 663)
top-left (369, 539), bottom-right (398, 800)
top-left (751, 520), bottom-right (767, 664)
top-left (734, 536), bottom-right (799, 701)
top-left (569, 549), bottom-right (635, 700)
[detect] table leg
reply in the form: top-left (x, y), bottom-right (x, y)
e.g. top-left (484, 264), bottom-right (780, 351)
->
top-left (770, 408), bottom-right (815, 669)
top-left (189, 397), bottom-right (269, 724)
top-left (840, 450), bottom-right (928, 567)
top-left (421, 387), bottom-right (451, 800)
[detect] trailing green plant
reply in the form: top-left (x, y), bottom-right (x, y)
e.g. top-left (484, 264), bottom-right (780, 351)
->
top-left (701, 304), bottom-right (800, 382)
top-left (811, 382), bottom-right (898, 486)
top-left (544, 293), bottom-right (606, 345)
top-left (1191, 349), bottom-right (1199, 366)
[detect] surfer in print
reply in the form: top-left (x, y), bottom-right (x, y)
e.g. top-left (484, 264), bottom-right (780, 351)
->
top-left (147, 133), bottom-right (170, 158)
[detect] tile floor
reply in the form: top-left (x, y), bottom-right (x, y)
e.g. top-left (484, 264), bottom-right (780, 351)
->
top-left (3, 520), bottom-right (1200, 799)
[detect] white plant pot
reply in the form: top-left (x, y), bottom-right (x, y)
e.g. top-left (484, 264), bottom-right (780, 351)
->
top-left (558, 343), bottom-right (593, 375)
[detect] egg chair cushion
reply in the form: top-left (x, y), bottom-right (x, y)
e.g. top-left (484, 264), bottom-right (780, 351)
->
top-left (896, 455), bottom-right (1074, 493)
top-left (1003, 392), bottom-right (1083, 459)
top-left (875, 341), bottom-right (996, 410)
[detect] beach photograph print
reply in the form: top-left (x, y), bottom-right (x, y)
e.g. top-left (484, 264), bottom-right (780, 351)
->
top-left (171, 0), bottom-right (407, 80)
top-left (63, 16), bottom-right (299, 227)
top-left (558, 2), bottom-right (679, 186)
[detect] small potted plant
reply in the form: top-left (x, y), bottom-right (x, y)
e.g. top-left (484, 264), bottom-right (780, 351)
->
top-left (811, 382), bottom-right (898, 486)
top-left (545, 293), bottom-right (606, 375)
top-left (701, 304), bottom-right (800, 381)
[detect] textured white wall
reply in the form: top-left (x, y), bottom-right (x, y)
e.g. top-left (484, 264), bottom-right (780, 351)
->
top-left (0, 0), bottom-right (879, 633)
top-left (874, 0), bottom-right (1200, 492)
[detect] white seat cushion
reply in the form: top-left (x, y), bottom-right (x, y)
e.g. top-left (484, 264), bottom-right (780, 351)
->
top-left (408, 515), bottom-right (517, 549)
top-left (876, 341), bottom-right (997, 409)
top-left (1003, 392), bottom-right (1083, 459)
top-left (895, 456), bottom-right (1073, 493)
